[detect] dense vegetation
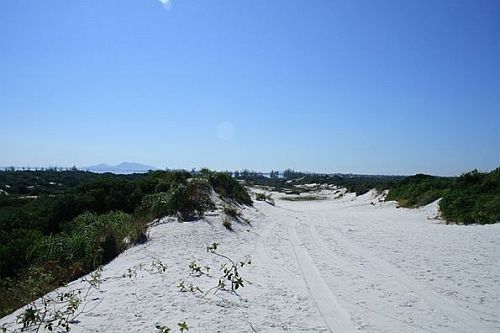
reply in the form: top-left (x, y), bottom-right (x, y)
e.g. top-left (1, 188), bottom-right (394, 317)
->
top-left (439, 169), bottom-right (499, 224)
top-left (385, 174), bottom-right (453, 207)
top-left (385, 169), bottom-right (499, 224)
top-left (0, 169), bottom-right (251, 317)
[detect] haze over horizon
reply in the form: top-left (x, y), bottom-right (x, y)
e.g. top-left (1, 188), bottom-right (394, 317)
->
top-left (1, 161), bottom-right (498, 178)
top-left (1, 0), bottom-right (498, 176)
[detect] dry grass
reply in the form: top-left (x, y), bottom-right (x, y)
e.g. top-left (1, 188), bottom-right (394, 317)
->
top-left (280, 195), bottom-right (326, 201)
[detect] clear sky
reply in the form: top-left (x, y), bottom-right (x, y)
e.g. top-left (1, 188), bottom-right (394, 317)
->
top-left (0, 0), bottom-right (498, 176)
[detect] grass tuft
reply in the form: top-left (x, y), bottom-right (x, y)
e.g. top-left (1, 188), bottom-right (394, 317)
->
top-left (281, 195), bottom-right (326, 201)
top-left (222, 216), bottom-right (233, 231)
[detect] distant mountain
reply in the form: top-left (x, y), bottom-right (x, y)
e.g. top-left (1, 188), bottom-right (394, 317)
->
top-left (84, 162), bottom-right (159, 174)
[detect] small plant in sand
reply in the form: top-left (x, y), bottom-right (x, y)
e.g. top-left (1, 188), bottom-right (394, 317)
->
top-left (255, 192), bottom-right (266, 201)
top-left (204, 242), bottom-right (251, 297)
top-left (179, 243), bottom-right (251, 299)
top-left (177, 281), bottom-right (203, 294)
top-left (222, 204), bottom-right (252, 227)
top-left (222, 204), bottom-right (240, 218)
top-left (155, 321), bottom-right (189, 333)
top-left (123, 264), bottom-right (143, 279)
top-left (122, 259), bottom-right (168, 280)
top-left (188, 261), bottom-right (210, 277)
top-left (15, 268), bottom-right (103, 332)
top-left (255, 192), bottom-right (275, 205)
top-left (178, 321), bottom-right (189, 332)
top-left (150, 259), bottom-right (168, 274)
top-left (222, 216), bottom-right (233, 231)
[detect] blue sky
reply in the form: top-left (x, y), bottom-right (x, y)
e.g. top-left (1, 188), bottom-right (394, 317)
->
top-left (0, 0), bottom-right (498, 176)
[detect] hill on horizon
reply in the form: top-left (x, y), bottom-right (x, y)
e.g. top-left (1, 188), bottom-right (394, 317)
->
top-left (84, 162), bottom-right (159, 174)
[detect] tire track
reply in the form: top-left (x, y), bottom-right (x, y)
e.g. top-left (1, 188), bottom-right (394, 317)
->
top-left (254, 209), bottom-right (300, 279)
top-left (307, 214), bottom-right (482, 333)
top-left (288, 220), bottom-right (356, 333)
top-left (302, 221), bottom-right (444, 333)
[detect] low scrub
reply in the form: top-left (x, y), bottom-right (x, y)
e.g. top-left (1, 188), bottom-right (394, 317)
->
top-left (29, 212), bottom-right (144, 269)
top-left (387, 169), bottom-right (499, 224)
top-left (138, 192), bottom-right (172, 220)
top-left (201, 169), bottom-right (252, 205)
top-left (439, 169), bottom-right (499, 224)
top-left (222, 216), bottom-right (233, 231)
top-left (255, 192), bottom-right (275, 205)
top-left (138, 178), bottom-right (215, 221)
top-left (222, 205), bottom-right (240, 218)
top-left (0, 211), bottom-right (147, 317)
top-left (0, 168), bottom-right (252, 317)
top-left (180, 242), bottom-right (251, 297)
top-left (385, 173), bottom-right (451, 207)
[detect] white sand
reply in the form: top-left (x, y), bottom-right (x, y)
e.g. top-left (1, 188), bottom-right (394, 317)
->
top-left (2, 189), bottom-right (499, 332)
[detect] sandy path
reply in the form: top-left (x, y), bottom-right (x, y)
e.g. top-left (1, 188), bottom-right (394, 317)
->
top-left (1, 190), bottom-right (498, 332)
top-left (287, 220), bottom-right (356, 332)
top-left (254, 191), bottom-right (499, 332)
top-left (310, 216), bottom-right (482, 330)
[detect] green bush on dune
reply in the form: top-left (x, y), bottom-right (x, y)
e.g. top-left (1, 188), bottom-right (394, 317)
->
top-left (439, 169), bottom-right (500, 224)
top-left (386, 168), bottom-right (499, 224)
top-left (0, 168), bottom-right (252, 317)
top-left (138, 192), bottom-right (172, 220)
top-left (0, 211), bottom-right (148, 317)
top-left (29, 211), bottom-right (145, 270)
top-left (201, 169), bottom-right (252, 205)
top-left (385, 174), bottom-right (452, 207)
top-left (139, 178), bottom-right (215, 220)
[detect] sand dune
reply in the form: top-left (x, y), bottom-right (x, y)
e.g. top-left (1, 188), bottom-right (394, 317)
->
top-left (2, 189), bottom-right (498, 332)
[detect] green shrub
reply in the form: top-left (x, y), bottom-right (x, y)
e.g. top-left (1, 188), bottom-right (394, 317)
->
top-left (0, 229), bottom-right (44, 278)
top-left (386, 169), bottom-right (499, 224)
top-left (29, 212), bottom-right (140, 270)
top-left (0, 210), bottom-right (148, 317)
top-left (76, 178), bottom-right (144, 214)
top-left (203, 171), bottom-right (252, 205)
top-left (141, 170), bottom-right (191, 194)
top-left (0, 267), bottom-right (58, 318)
top-left (154, 180), bottom-right (172, 193)
top-left (168, 179), bottom-right (215, 220)
top-left (386, 174), bottom-right (451, 207)
top-left (0, 170), bottom-right (153, 316)
top-left (138, 192), bottom-right (172, 220)
top-left (223, 205), bottom-right (240, 218)
top-left (138, 178), bottom-right (215, 220)
top-left (439, 169), bottom-right (500, 224)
